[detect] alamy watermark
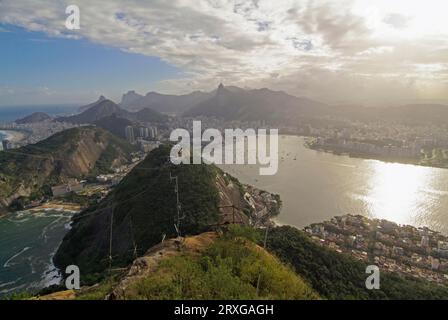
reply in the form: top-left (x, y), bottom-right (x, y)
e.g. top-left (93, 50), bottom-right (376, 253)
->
top-left (170, 121), bottom-right (279, 175)
top-left (365, 265), bottom-right (380, 290)
top-left (65, 5), bottom-right (80, 30)
top-left (65, 265), bottom-right (80, 290)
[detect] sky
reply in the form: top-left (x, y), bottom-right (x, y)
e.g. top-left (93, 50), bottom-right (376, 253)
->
top-left (1, 0), bottom-right (448, 107)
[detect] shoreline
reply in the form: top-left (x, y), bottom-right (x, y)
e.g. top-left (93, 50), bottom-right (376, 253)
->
top-left (0, 201), bottom-right (82, 219)
top-left (311, 146), bottom-right (448, 170)
top-left (0, 130), bottom-right (26, 143)
top-left (300, 137), bottom-right (448, 171)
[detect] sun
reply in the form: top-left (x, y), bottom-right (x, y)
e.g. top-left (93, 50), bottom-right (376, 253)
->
top-left (353, 0), bottom-right (448, 39)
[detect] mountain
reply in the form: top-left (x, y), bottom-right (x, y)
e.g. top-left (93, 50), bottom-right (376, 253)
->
top-left (63, 86), bottom-right (330, 125)
top-left (120, 90), bottom-right (212, 114)
top-left (46, 230), bottom-right (318, 300)
top-left (0, 126), bottom-right (135, 213)
top-left (57, 99), bottom-right (127, 124)
top-left (57, 99), bottom-right (168, 125)
top-left (184, 84), bottom-right (329, 123)
top-left (44, 221), bottom-right (448, 300)
top-left (15, 112), bottom-right (52, 124)
top-left (83, 88), bottom-right (448, 127)
top-left (93, 114), bottom-right (134, 139)
top-left (54, 144), bottom-right (254, 279)
top-left (78, 95), bottom-right (107, 113)
top-left (93, 109), bottom-right (168, 140)
top-left (120, 91), bottom-right (143, 109)
top-left (131, 107), bottom-right (168, 123)
top-left (179, 84), bottom-right (448, 126)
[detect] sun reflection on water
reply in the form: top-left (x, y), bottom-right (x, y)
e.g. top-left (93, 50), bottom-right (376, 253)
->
top-left (366, 161), bottom-right (434, 225)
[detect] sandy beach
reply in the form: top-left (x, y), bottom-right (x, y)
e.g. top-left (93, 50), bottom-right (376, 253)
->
top-left (28, 201), bottom-right (82, 213)
top-left (0, 130), bottom-right (26, 143)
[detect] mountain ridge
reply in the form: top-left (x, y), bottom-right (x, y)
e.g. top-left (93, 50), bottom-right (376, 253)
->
top-left (78, 95), bottom-right (107, 113)
top-left (15, 112), bottom-right (52, 124)
top-left (66, 85), bottom-right (448, 128)
top-left (0, 126), bottom-right (135, 213)
top-left (184, 84), bottom-right (329, 123)
top-left (56, 99), bottom-right (168, 125)
top-left (53, 144), bottom-right (262, 279)
top-left (120, 90), bottom-right (212, 114)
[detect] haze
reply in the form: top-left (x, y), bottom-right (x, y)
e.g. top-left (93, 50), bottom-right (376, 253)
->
top-left (1, 0), bottom-right (447, 106)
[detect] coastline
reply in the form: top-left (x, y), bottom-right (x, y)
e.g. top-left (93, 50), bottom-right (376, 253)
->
top-left (0, 207), bottom-right (76, 297)
top-left (302, 138), bottom-right (448, 170)
top-left (0, 130), bottom-right (26, 143)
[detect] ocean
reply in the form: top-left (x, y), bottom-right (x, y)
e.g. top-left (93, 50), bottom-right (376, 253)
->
top-left (2, 135), bottom-right (448, 296)
top-left (219, 135), bottom-right (448, 233)
top-left (0, 104), bottom-right (80, 295)
top-left (0, 210), bottom-right (75, 296)
top-left (0, 105), bottom-right (79, 123)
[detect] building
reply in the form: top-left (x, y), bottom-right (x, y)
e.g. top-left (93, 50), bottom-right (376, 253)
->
top-left (148, 126), bottom-right (158, 139)
top-left (51, 180), bottom-right (84, 197)
top-left (137, 139), bottom-right (160, 153)
top-left (392, 246), bottom-right (404, 256)
top-left (2, 139), bottom-right (13, 150)
top-left (431, 257), bottom-right (440, 270)
top-left (125, 126), bottom-right (135, 144)
top-left (347, 235), bottom-right (356, 247)
top-left (421, 235), bottom-right (430, 248)
top-left (96, 174), bottom-right (123, 185)
top-left (138, 127), bottom-right (150, 139)
top-left (438, 241), bottom-right (448, 258)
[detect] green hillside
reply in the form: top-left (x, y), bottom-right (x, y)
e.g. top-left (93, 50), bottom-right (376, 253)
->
top-left (104, 227), bottom-right (319, 300)
top-left (0, 127), bottom-right (135, 212)
top-left (39, 227), bottom-right (319, 300)
top-left (54, 144), bottom-right (223, 281)
top-left (265, 226), bottom-right (448, 300)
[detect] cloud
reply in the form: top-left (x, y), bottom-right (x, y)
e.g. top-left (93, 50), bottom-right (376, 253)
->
top-left (1, 0), bottom-right (448, 105)
top-left (290, 0), bottom-right (370, 52)
top-left (383, 13), bottom-right (411, 29)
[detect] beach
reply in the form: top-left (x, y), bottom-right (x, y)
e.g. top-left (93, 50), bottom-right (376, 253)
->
top-left (0, 130), bottom-right (26, 143)
top-left (0, 208), bottom-right (75, 296)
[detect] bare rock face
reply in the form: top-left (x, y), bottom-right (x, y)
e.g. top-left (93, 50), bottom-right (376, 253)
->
top-left (59, 134), bottom-right (107, 176)
top-left (0, 126), bottom-right (134, 211)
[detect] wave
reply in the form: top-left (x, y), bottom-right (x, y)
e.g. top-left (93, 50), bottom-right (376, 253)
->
top-left (0, 130), bottom-right (15, 141)
top-left (40, 242), bottom-right (63, 288)
top-left (3, 247), bottom-right (31, 268)
top-left (0, 283), bottom-right (27, 295)
top-left (0, 280), bottom-right (18, 289)
top-left (40, 216), bottom-right (65, 242)
top-left (7, 217), bottom-right (30, 224)
top-left (41, 261), bottom-right (62, 288)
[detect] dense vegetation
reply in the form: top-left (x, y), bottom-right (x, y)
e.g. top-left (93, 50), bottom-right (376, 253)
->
top-left (264, 226), bottom-right (448, 300)
top-left (0, 127), bottom-right (135, 211)
top-left (75, 226), bottom-right (318, 300)
top-left (54, 145), bottom-right (223, 282)
top-left (94, 114), bottom-right (133, 139)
